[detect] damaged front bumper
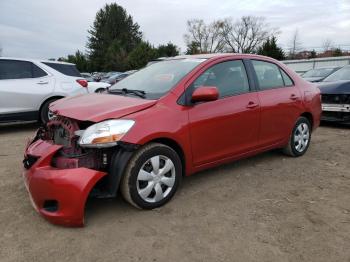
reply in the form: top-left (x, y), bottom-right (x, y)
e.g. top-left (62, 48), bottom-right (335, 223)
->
top-left (23, 139), bottom-right (107, 227)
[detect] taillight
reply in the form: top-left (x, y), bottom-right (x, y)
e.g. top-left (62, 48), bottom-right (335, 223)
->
top-left (76, 79), bottom-right (88, 88)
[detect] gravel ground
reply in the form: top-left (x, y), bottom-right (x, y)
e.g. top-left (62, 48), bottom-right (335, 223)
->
top-left (0, 123), bottom-right (349, 262)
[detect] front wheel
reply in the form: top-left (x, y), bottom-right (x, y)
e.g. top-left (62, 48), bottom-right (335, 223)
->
top-left (283, 116), bottom-right (311, 157)
top-left (120, 143), bottom-right (182, 209)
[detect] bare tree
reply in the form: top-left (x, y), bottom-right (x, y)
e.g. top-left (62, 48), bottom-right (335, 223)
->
top-left (288, 29), bottom-right (302, 59)
top-left (221, 16), bottom-right (276, 53)
top-left (184, 19), bottom-right (226, 53)
top-left (322, 38), bottom-right (333, 52)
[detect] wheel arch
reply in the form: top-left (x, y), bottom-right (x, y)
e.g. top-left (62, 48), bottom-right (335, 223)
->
top-left (38, 96), bottom-right (64, 120)
top-left (148, 137), bottom-right (187, 176)
top-left (300, 112), bottom-right (314, 130)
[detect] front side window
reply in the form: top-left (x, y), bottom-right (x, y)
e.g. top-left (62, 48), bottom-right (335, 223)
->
top-left (32, 64), bottom-right (48, 78)
top-left (252, 60), bottom-right (285, 90)
top-left (0, 60), bottom-right (32, 80)
top-left (191, 60), bottom-right (250, 98)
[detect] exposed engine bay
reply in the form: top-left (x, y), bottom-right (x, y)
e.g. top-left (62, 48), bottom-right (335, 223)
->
top-left (36, 116), bottom-right (111, 170)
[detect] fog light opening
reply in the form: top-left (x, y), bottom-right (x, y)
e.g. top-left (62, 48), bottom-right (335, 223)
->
top-left (43, 200), bottom-right (59, 212)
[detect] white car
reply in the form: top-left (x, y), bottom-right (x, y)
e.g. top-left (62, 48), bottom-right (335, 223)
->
top-left (87, 80), bottom-right (110, 93)
top-left (0, 58), bottom-right (89, 123)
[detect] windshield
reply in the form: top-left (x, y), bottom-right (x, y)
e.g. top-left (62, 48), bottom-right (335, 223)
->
top-left (302, 68), bottom-right (335, 78)
top-left (109, 58), bottom-right (206, 99)
top-left (323, 66), bottom-right (350, 82)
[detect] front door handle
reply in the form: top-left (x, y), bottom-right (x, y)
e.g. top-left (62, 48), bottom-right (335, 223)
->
top-left (290, 94), bottom-right (299, 100)
top-left (246, 101), bottom-right (259, 109)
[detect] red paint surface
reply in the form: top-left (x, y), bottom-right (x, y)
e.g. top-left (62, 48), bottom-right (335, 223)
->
top-left (25, 54), bottom-right (321, 226)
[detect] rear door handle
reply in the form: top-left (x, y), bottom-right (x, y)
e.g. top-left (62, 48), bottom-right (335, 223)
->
top-left (246, 101), bottom-right (259, 109)
top-left (37, 81), bottom-right (48, 85)
top-left (290, 94), bottom-right (299, 100)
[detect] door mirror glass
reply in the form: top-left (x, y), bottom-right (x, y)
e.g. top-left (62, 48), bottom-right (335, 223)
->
top-left (191, 86), bottom-right (219, 103)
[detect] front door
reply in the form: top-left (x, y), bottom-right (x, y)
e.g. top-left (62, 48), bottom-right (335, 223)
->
top-left (187, 59), bottom-right (260, 166)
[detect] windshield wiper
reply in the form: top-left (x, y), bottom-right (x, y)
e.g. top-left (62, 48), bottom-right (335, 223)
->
top-left (108, 88), bottom-right (146, 98)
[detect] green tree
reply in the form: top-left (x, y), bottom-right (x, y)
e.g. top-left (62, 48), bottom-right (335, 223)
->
top-left (308, 50), bottom-right (317, 59)
top-left (87, 3), bottom-right (142, 71)
top-left (186, 41), bottom-right (201, 55)
top-left (257, 36), bottom-right (285, 60)
top-left (333, 48), bottom-right (343, 57)
top-left (65, 50), bottom-right (90, 72)
top-left (128, 41), bottom-right (158, 69)
top-left (156, 42), bottom-right (179, 57)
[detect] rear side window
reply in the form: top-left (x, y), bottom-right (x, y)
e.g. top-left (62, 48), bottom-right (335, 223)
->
top-left (192, 60), bottom-right (250, 98)
top-left (42, 62), bottom-right (81, 77)
top-left (280, 70), bottom-right (294, 86)
top-left (0, 60), bottom-right (48, 79)
top-left (252, 60), bottom-right (285, 90)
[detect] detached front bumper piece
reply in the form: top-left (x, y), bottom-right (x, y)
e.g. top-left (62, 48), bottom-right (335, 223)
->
top-left (321, 103), bottom-right (350, 123)
top-left (23, 139), bottom-right (106, 227)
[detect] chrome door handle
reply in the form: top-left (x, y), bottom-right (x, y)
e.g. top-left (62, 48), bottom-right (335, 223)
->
top-left (37, 81), bottom-right (48, 85)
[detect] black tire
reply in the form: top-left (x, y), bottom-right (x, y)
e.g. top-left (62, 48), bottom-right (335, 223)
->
top-left (95, 88), bottom-right (106, 93)
top-left (40, 98), bottom-right (58, 124)
top-left (120, 143), bottom-right (182, 209)
top-left (283, 116), bottom-right (311, 157)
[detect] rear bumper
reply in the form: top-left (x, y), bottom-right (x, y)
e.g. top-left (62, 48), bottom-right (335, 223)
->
top-left (23, 139), bottom-right (106, 227)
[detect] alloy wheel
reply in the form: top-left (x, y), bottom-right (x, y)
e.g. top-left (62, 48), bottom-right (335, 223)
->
top-left (294, 122), bottom-right (310, 153)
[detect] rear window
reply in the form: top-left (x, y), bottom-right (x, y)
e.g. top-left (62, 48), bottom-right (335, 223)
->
top-left (42, 62), bottom-right (81, 77)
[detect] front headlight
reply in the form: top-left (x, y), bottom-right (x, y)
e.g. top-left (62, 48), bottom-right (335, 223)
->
top-left (78, 120), bottom-right (135, 148)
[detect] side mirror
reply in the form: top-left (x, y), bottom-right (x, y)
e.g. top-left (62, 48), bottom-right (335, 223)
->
top-left (191, 86), bottom-right (219, 103)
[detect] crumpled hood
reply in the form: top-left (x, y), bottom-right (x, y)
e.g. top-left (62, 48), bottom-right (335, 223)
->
top-left (50, 94), bottom-right (157, 122)
top-left (318, 81), bottom-right (350, 95)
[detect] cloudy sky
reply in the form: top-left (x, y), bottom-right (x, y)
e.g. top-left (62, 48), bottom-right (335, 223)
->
top-left (0, 0), bottom-right (350, 59)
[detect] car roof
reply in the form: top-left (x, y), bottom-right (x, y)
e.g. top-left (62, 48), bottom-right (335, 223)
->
top-left (163, 53), bottom-right (277, 61)
top-left (0, 57), bottom-right (75, 65)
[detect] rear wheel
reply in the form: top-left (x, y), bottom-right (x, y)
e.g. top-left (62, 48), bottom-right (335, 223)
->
top-left (283, 116), bottom-right (311, 157)
top-left (121, 143), bottom-right (182, 209)
top-left (95, 88), bottom-right (106, 93)
top-left (40, 98), bottom-right (59, 124)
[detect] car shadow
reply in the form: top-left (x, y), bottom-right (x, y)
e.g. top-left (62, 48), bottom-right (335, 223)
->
top-left (84, 149), bottom-right (282, 225)
top-left (0, 122), bottom-right (39, 135)
top-left (320, 121), bottom-right (350, 129)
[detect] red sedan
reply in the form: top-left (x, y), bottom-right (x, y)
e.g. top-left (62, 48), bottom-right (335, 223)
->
top-left (23, 54), bottom-right (321, 226)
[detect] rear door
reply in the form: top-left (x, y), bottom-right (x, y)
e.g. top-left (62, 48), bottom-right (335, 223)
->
top-left (187, 59), bottom-right (260, 166)
top-left (249, 59), bottom-right (303, 147)
top-left (0, 59), bottom-right (54, 117)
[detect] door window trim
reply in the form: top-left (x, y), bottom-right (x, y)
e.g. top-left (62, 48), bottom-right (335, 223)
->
top-left (178, 58), bottom-right (256, 106)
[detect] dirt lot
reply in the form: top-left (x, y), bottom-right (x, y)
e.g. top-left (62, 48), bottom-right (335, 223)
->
top-left (0, 123), bottom-right (349, 262)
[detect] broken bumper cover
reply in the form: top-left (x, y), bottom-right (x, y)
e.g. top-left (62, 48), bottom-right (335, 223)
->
top-left (23, 139), bottom-right (106, 227)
